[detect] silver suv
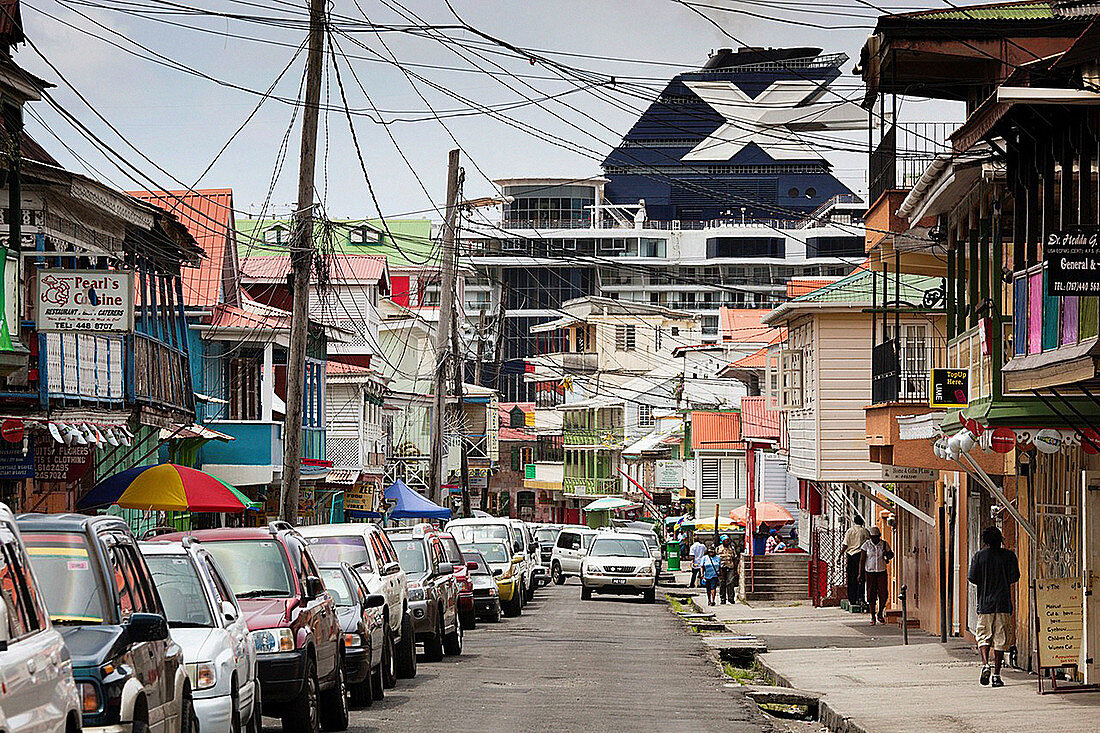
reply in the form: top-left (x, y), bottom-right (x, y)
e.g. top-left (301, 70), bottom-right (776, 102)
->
top-left (549, 526), bottom-right (598, 585)
top-left (0, 502), bottom-right (81, 733)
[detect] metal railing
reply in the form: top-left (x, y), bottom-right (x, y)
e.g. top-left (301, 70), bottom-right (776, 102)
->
top-left (869, 122), bottom-right (955, 204)
top-left (871, 337), bottom-right (943, 404)
top-left (562, 476), bottom-right (621, 496)
top-left (563, 427), bottom-right (624, 446)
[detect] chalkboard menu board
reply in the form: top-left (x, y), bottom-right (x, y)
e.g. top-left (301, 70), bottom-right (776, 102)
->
top-left (1036, 576), bottom-right (1084, 668)
top-left (1045, 228), bottom-right (1100, 295)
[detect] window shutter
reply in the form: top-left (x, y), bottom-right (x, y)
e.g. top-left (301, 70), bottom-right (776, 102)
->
top-left (700, 459), bottom-right (719, 500)
top-left (615, 325), bottom-right (626, 350)
top-left (765, 351), bottom-right (780, 411)
top-left (719, 458), bottom-right (741, 500)
top-left (626, 325), bottom-right (636, 350)
top-left (780, 349), bottom-right (804, 410)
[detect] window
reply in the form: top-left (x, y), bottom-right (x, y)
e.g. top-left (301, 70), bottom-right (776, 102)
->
top-left (780, 349), bottom-right (804, 409)
top-left (228, 352), bottom-right (262, 421)
top-left (510, 407), bottom-right (526, 428)
top-left (671, 327), bottom-right (679, 337)
top-left (109, 544), bottom-right (150, 620)
top-left (615, 324), bottom-right (636, 351)
top-left (638, 403), bottom-right (654, 427)
top-left (349, 225), bottom-right (382, 246)
top-left (264, 225), bottom-right (289, 245)
top-left (0, 536), bottom-right (43, 638)
top-left (700, 459), bottom-right (719, 500)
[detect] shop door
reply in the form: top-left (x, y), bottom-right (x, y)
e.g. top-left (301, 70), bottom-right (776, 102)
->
top-left (966, 479), bottom-right (994, 636)
top-left (1083, 472), bottom-right (1100, 684)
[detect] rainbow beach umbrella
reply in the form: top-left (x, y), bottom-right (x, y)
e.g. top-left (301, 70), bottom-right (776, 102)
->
top-left (78, 464), bottom-right (259, 513)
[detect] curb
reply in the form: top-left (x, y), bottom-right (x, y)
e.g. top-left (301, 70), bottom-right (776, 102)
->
top-left (755, 657), bottom-right (870, 733)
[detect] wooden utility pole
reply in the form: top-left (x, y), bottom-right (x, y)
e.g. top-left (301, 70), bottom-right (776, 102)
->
top-left (453, 314), bottom-right (470, 518)
top-left (428, 149), bottom-right (462, 506)
top-left (279, 0), bottom-right (325, 524)
top-left (481, 281), bottom-right (506, 512)
top-left (473, 309), bottom-right (486, 386)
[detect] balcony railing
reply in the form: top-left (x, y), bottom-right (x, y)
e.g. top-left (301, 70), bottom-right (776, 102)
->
top-left (872, 336), bottom-right (947, 404)
top-left (564, 427), bottom-right (624, 446)
top-left (132, 333), bottom-right (193, 414)
top-left (562, 476), bottom-right (621, 496)
top-left (869, 122), bottom-right (954, 204)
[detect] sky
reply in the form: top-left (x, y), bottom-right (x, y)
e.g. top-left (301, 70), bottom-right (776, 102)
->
top-left (18, 0), bottom-right (963, 223)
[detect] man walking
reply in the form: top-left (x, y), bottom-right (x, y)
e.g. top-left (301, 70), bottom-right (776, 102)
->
top-left (718, 535), bottom-right (739, 604)
top-left (839, 515), bottom-right (871, 607)
top-left (859, 526), bottom-right (892, 624)
top-left (688, 535), bottom-right (707, 588)
top-left (968, 526), bottom-right (1020, 688)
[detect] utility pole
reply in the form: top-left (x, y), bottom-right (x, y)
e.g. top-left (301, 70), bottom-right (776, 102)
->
top-left (482, 280), bottom-right (506, 512)
top-left (429, 149), bottom-right (462, 506)
top-left (279, 0), bottom-right (325, 524)
top-left (453, 314), bottom-right (470, 518)
top-left (473, 309), bottom-right (486, 386)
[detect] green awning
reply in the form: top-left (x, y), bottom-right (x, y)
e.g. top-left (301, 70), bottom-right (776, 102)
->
top-left (942, 395), bottom-right (1100, 431)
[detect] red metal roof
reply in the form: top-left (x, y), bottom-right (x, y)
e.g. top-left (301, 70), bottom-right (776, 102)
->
top-left (130, 188), bottom-right (237, 308)
top-left (209, 303), bottom-right (290, 331)
top-left (739, 396), bottom-right (779, 440)
top-left (241, 254), bottom-right (389, 292)
top-left (718, 307), bottom-right (779, 343)
top-left (326, 361), bottom-right (374, 375)
top-left (690, 411), bottom-right (741, 451)
top-left (498, 402), bottom-right (535, 442)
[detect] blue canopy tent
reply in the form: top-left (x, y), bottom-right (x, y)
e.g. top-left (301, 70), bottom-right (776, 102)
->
top-left (385, 479), bottom-right (451, 520)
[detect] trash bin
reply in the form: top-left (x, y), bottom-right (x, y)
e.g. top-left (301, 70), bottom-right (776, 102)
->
top-left (665, 541), bottom-right (681, 571)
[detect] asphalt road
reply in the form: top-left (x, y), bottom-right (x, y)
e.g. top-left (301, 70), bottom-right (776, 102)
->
top-left (347, 580), bottom-right (773, 733)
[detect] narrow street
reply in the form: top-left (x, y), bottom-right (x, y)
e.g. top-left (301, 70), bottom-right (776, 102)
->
top-left (346, 583), bottom-right (772, 732)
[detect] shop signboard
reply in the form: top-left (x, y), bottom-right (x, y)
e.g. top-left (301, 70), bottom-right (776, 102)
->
top-left (470, 466), bottom-right (489, 489)
top-left (1036, 576), bottom-right (1084, 668)
top-left (35, 270), bottom-right (134, 333)
top-left (655, 460), bottom-right (682, 489)
top-left (929, 368), bottom-right (968, 408)
top-left (0, 442), bottom-right (33, 478)
top-left (880, 465), bottom-right (937, 482)
top-left (344, 481), bottom-right (377, 513)
top-left (1044, 227), bottom-right (1100, 295)
top-left (33, 436), bottom-right (93, 482)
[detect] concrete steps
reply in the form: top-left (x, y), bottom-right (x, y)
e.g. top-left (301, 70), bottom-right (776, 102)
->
top-left (740, 553), bottom-right (809, 602)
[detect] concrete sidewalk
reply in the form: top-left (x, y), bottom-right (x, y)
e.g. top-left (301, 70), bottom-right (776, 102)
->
top-left (678, 588), bottom-right (1100, 733)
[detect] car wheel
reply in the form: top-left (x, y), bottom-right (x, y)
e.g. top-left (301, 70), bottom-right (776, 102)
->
top-left (551, 563), bottom-right (565, 585)
top-left (370, 649), bottom-right (385, 701)
top-left (248, 681), bottom-right (263, 733)
top-left (394, 611), bottom-right (417, 679)
top-left (643, 588), bottom-right (656, 604)
top-left (503, 588), bottom-right (522, 617)
top-left (518, 579), bottom-right (527, 607)
top-left (231, 683), bottom-right (242, 733)
top-left (443, 617), bottom-right (463, 656)
top-left (282, 659), bottom-right (320, 733)
top-left (423, 611), bottom-right (445, 662)
top-left (350, 673), bottom-right (372, 708)
top-left (318, 657), bottom-right (349, 732)
top-left (581, 585), bottom-right (592, 600)
top-left (488, 600), bottom-right (502, 622)
top-left (526, 576), bottom-right (536, 602)
top-left (133, 720), bottom-right (150, 733)
top-left (380, 623), bottom-right (397, 689)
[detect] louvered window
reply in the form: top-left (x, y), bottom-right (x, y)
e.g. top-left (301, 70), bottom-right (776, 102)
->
top-left (700, 459), bottom-right (719, 500)
top-left (615, 324), bottom-right (636, 351)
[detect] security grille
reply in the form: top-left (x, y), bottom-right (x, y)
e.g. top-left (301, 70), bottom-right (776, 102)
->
top-left (327, 437), bottom-right (360, 469)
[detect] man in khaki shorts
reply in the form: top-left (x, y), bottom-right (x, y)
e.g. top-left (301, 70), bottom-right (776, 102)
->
top-left (967, 526), bottom-right (1020, 687)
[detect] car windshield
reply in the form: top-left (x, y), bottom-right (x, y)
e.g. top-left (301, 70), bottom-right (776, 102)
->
top-left (460, 542), bottom-right (509, 564)
top-left (144, 555), bottom-right (215, 627)
top-left (390, 539), bottom-right (428, 576)
top-left (22, 531), bottom-right (108, 624)
top-left (462, 553), bottom-right (491, 575)
top-left (318, 568), bottom-right (355, 606)
top-left (203, 540), bottom-right (294, 598)
top-left (305, 536), bottom-right (373, 572)
top-left (623, 532), bottom-right (658, 549)
top-left (589, 537), bottom-right (649, 558)
top-left (440, 536), bottom-right (463, 565)
top-left (535, 528), bottom-right (559, 544)
top-left (448, 524), bottom-right (510, 545)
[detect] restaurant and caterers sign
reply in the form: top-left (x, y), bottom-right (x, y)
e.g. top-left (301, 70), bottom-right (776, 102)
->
top-left (35, 269), bottom-right (134, 332)
top-left (1036, 576), bottom-right (1084, 669)
top-left (1045, 228), bottom-right (1100, 295)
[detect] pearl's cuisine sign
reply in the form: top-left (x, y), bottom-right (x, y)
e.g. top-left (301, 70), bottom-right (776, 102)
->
top-left (35, 270), bottom-right (134, 333)
top-left (1045, 228), bottom-right (1100, 295)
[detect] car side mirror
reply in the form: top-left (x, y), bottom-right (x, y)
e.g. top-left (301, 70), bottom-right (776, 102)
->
top-left (513, 541), bottom-right (523, 553)
top-left (365, 594), bottom-right (386, 609)
top-left (383, 561), bottom-right (402, 576)
top-left (435, 562), bottom-right (455, 577)
top-left (492, 568), bottom-right (503, 577)
top-left (528, 543), bottom-right (537, 553)
top-left (126, 613), bottom-right (170, 643)
top-left (305, 575), bottom-right (325, 599)
top-left (466, 561), bottom-right (478, 571)
top-left (221, 601), bottom-right (238, 622)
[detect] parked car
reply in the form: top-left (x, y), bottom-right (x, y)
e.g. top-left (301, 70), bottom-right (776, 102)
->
top-left (446, 518), bottom-right (529, 605)
top-left (316, 563), bottom-right (385, 707)
top-left (580, 534), bottom-right (657, 603)
top-left (18, 513), bottom-right (192, 733)
top-left (163, 523), bottom-right (347, 733)
top-left (298, 523), bottom-right (415, 682)
top-left (458, 540), bottom-right (522, 617)
top-left (550, 526), bottom-right (598, 585)
top-left (533, 525), bottom-right (561, 585)
top-left (614, 527), bottom-right (663, 580)
top-left (460, 550), bottom-right (501, 623)
top-left (388, 532), bottom-right (462, 662)
top-left (141, 539), bottom-right (259, 733)
top-left (435, 532), bottom-right (476, 630)
top-left (508, 519), bottom-right (540, 600)
top-left (0, 503), bottom-right (81, 733)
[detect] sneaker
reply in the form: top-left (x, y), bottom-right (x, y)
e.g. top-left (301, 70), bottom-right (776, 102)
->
top-left (980, 665), bottom-right (991, 686)
top-left (877, 614), bottom-right (886, 624)
top-left (991, 676), bottom-right (1004, 688)
top-left (869, 617), bottom-right (876, 626)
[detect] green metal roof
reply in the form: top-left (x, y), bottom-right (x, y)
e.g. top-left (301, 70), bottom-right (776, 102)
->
top-left (236, 217), bottom-right (436, 269)
top-left (790, 267), bottom-right (942, 305)
top-left (903, 1), bottom-right (1054, 21)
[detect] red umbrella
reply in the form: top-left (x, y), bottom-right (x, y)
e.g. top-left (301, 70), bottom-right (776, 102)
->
top-left (729, 501), bottom-right (794, 527)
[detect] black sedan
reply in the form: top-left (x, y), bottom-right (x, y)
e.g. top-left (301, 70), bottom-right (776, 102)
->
top-left (319, 562), bottom-right (387, 706)
top-left (462, 550), bottom-right (502, 623)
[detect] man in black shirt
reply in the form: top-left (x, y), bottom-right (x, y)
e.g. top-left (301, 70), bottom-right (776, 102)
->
top-left (967, 526), bottom-right (1020, 688)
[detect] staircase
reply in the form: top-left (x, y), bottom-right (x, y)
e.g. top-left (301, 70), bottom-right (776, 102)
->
top-left (739, 553), bottom-right (809, 602)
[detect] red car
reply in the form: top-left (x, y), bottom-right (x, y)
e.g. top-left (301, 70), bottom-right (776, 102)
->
top-left (162, 522), bottom-right (348, 733)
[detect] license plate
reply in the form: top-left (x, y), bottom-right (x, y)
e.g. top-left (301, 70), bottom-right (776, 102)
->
top-left (611, 578), bottom-right (627, 584)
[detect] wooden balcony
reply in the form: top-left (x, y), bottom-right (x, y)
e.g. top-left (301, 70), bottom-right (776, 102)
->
top-left (562, 476), bottom-right (620, 496)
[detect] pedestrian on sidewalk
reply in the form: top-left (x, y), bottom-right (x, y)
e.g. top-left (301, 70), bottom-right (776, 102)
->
top-left (839, 515), bottom-right (871, 607)
top-left (968, 526), bottom-right (1020, 688)
top-left (700, 546), bottom-right (721, 606)
top-left (718, 534), bottom-right (739, 604)
top-left (689, 535), bottom-right (707, 588)
top-left (859, 526), bottom-right (893, 624)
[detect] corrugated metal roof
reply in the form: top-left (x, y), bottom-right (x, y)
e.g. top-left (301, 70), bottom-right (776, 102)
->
top-left (740, 396), bottom-right (780, 440)
top-left (790, 267), bottom-right (940, 304)
top-left (904, 1), bottom-right (1054, 20)
top-left (237, 218), bottom-right (435, 270)
top-left (787, 278), bottom-right (838, 298)
top-left (691, 411), bottom-right (741, 451)
top-left (240, 253), bottom-right (388, 287)
top-left (131, 188), bottom-right (236, 308)
top-left (718, 307), bottom-right (780, 343)
top-left (209, 303), bottom-right (290, 331)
